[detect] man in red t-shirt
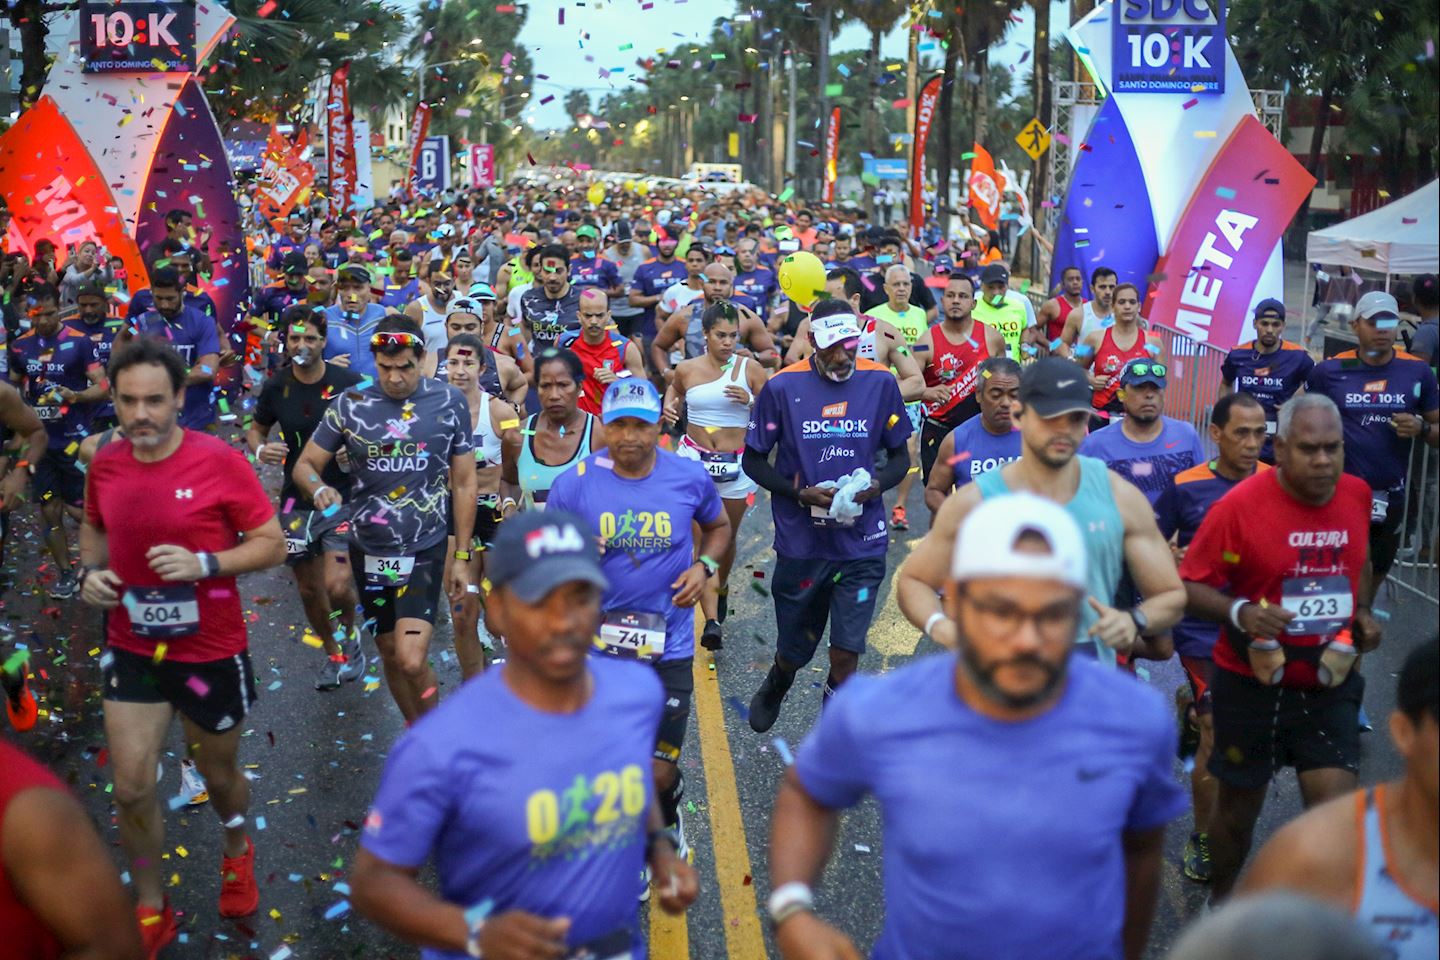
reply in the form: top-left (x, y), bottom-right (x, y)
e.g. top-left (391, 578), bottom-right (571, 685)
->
top-left (558, 288), bottom-right (645, 416)
top-left (1180, 393), bottom-right (1381, 904)
top-left (0, 739), bottom-right (142, 960)
top-left (79, 339), bottom-right (285, 953)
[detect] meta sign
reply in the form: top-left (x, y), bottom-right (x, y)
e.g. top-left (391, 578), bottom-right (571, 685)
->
top-left (1112, 0), bottom-right (1225, 94)
top-left (81, 0), bottom-right (196, 73)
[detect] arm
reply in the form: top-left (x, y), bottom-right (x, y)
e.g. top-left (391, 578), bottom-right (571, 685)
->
top-left (924, 431), bottom-right (958, 516)
top-left (0, 386), bottom-right (46, 510)
top-left (785, 317), bottom-right (814, 365)
top-left (770, 770), bottom-right (863, 960)
top-left (186, 352), bottom-right (219, 387)
top-left (674, 509), bottom-right (733, 607)
top-left (1110, 476), bottom-right (1185, 655)
top-left (1120, 827), bottom-right (1166, 960)
top-left (867, 440), bottom-right (910, 498)
top-left (895, 482), bottom-right (981, 649)
top-left (622, 340), bottom-right (647, 380)
top-left (1060, 311), bottom-right (1084, 350)
top-left (4, 787), bottom-right (145, 960)
top-left (495, 353), bottom-right (528, 410)
top-left (738, 308), bottom-right (779, 368)
top-left (1237, 799), bottom-right (1355, 907)
top-left (449, 451), bottom-right (478, 601)
top-left (650, 311), bottom-right (685, 379)
top-left (629, 284), bottom-right (661, 309)
top-left (67, 365), bottom-right (109, 405)
top-left (351, 850), bottom-right (472, 953)
top-left (292, 438), bottom-right (339, 507)
top-left (985, 323), bottom-right (1008, 359)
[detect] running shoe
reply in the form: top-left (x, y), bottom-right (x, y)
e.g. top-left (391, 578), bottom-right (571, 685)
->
top-left (179, 758), bottom-right (209, 806)
top-left (638, 865), bottom-right (651, 903)
top-left (314, 654), bottom-right (345, 692)
top-left (1358, 704), bottom-right (1373, 732)
top-left (700, 618), bottom-right (723, 651)
top-left (136, 899), bottom-right (177, 960)
top-left (673, 806), bottom-right (692, 865)
top-left (49, 571), bottom-right (78, 600)
top-left (2, 666), bottom-right (36, 732)
top-left (748, 663), bottom-right (794, 733)
top-left (337, 630), bottom-right (367, 683)
top-left (218, 836), bottom-right (259, 917)
top-left (1182, 831), bottom-right (1212, 883)
top-left (890, 505), bottom-right (908, 531)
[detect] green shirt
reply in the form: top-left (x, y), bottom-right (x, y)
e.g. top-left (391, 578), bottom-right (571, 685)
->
top-left (866, 302), bottom-right (929, 345)
top-left (973, 294), bottom-right (1031, 360)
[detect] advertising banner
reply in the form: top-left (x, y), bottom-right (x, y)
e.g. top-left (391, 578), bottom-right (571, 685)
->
top-left (79, 0), bottom-right (197, 74)
top-left (468, 144), bottom-right (496, 189)
top-left (405, 102), bottom-right (431, 197)
top-left (413, 135), bottom-right (451, 194)
top-left (822, 107), bottom-right (841, 204)
top-left (325, 65), bottom-right (357, 217)
top-left (256, 126), bottom-right (313, 226)
top-left (1112, 0), bottom-right (1226, 94)
top-left (966, 143), bottom-right (1004, 232)
top-left (908, 74), bottom-right (943, 238)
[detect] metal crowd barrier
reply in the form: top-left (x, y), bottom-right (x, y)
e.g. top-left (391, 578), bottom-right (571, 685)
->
top-left (1146, 321), bottom-right (1226, 459)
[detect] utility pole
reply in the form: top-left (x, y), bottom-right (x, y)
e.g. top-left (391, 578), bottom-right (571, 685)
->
top-left (814, 0), bottom-right (832, 201)
top-left (785, 51), bottom-right (797, 187)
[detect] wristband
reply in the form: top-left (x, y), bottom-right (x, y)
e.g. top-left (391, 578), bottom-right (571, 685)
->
top-left (697, 554), bottom-right (720, 577)
top-left (1228, 598), bottom-right (1249, 631)
top-left (454, 549), bottom-right (472, 561)
top-left (195, 552), bottom-right (221, 579)
top-left (767, 881), bottom-right (815, 927)
top-left (312, 484), bottom-right (333, 502)
top-left (252, 440), bottom-right (265, 459)
top-left (924, 610), bottom-right (949, 637)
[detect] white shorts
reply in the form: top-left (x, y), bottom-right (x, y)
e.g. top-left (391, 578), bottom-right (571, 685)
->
top-left (677, 434), bottom-right (757, 500)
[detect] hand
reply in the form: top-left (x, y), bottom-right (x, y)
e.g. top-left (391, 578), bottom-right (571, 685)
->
top-left (335, 447), bottom-right (352, 471)
top-left (798, 486), bottom-right (835, 509)
top-left (219, 346), bottom-right (241, 367)
top-left (57, 386), bottom-right (78, 403)
top-left (1086, 597), bottom-right (1139, 655)
top-left (1086, 368), bottom-right (1106, 391)
top-left (147, 545), bottom-right (204, 582)
top-left (476, 910), bottom-right (571, 960)
top-left (1391, 413), bottom-right (1424, 439)
top-left (593, 365), bottom-right (618, 386)
top-left (256, 441), bottom-right (288, 466)
top-left (662, 393), bottom-right (682, 427)
top-left (649, 845), bottom-right (699, 914)
top-left (775, 911), bottom-right (864, 960)
top-left (1169, 542), bottom-right (1188, 565)
top-left (671, 562), bottom-right (707, 607)
top-left (921, 385), bottom-right (951, 406)
top-left (1236, 599), bottom-right (1296, 640)
top-left (0, 469), bottom-right (27, 510)
top-left (80, 568), bottom-right (123, 609)
top-left (446, 563), bottom-right (470, 606)
top-left (1353, 608), bottom-right (1382, 653)
top-left (852, 481), bottom-right (882, 504)
top-left (311, 485), bottom-right (342, 511)
top-left (330, 353), bottom-right (352, 367)
top-left (723, 384), bottom-right (752, 406)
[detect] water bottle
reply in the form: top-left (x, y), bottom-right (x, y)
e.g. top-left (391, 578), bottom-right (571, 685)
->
top-left (1317, 628), bottom-right (1358, 689)
top-left (1247, 638), bottom-right (1287, 686)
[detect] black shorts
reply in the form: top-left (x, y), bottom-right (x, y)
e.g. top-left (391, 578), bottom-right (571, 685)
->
top-left (35, 451), bottom-right (84, 508)
top-left (773, 554), bottom-right (887, 666)
top-left (102, 647), bottom-right (257, 734)
top-left (350, 538), bottom-right (449, 635)
top-left (1208, 667), bottom-right (1361, 790)
top-left (652, 657), bottom-right (693, 764)
top-left (449, 499), bottom-right (504, 548)
top-left (282, 505), bottom-right (352, 567)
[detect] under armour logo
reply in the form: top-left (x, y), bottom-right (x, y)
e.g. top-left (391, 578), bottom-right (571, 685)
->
top-left (175, 489), bottom-right (194, 499)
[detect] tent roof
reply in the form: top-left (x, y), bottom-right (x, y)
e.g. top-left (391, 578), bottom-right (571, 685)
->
top-left (1305, 180), bottom-right (1438, 276)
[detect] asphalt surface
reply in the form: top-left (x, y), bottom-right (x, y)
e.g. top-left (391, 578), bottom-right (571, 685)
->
top-left (1, 459), bottom-right (1424, 960)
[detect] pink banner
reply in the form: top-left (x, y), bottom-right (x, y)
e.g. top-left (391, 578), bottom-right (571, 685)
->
top-left (325, 65), bottom-right (356, 218)
top-left (468, 144), bottom-right (495, 189)
top-left (1144, 116), bottom-right (1315, 350)
top-left (822, 107), bottom-right (841, 204)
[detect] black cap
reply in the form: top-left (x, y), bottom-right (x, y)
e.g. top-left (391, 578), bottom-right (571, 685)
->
top-left (613, 219), bottom-right (634, 241)
top-left (337, 264), bottom-right (372, 285)
top-left (282, 251), bottom-right (308, 276)
top-left (1253, 297), bottom-right (1285, 320)
top-left (980, 263), bottom-right (1010, 286)
top-left (1119, 357), bottom-right (1166, 388)
top-left (1019, 357), bottom-right (1093, 418)
top-left (487, 510), bottom-right (609, 603)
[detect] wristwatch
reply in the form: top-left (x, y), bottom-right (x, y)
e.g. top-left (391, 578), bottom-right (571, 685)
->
top-left (195, 552), bottom-right (221, 579)
top-left (697, 555), bottom-right (720, 578)
top-left (1127, 606), bottom-right (1150, 637)
top-left (454, 549), bottom-right (472, 562)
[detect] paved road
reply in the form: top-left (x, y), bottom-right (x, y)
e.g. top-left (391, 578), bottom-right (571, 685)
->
top-left (1, 467), bottom-right (1423, 960)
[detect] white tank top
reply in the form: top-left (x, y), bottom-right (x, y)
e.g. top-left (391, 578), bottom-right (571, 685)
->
top-left (472, 390), bottom-right (503, 466)
top-left (686, 356), bottom-right (753, 429)
top-left (414, 296), bottom-right (448, 354)
top-left (858, 316), bottom-right (879, 360)
top-left (1078, 301), bottom-right (1114, 343)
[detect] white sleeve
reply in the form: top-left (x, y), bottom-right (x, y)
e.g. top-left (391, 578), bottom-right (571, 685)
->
top-left (1022, 295), bottom-right (1038, 328)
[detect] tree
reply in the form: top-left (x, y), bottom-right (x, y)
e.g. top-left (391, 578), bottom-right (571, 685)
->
top-left (8, 0), bottom-right (50, 112)
top-left (563, 90), bottom-right (591, 124)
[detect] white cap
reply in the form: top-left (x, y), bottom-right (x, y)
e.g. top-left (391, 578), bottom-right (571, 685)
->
top-left (811, 312), bottom-right (862, 349)
top-left (951, 493), bottom-right (1087, 590)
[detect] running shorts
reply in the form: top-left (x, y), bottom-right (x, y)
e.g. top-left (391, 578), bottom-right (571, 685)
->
top-left (1208, 666), bottom-right (1361, 790)
top-left (102, 647), bottom-right (257, 734)
top-left (350, 539), bottom-right (449, 634)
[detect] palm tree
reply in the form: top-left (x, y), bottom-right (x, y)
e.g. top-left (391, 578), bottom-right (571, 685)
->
top-left (839, 0), bottom-right (908, 171)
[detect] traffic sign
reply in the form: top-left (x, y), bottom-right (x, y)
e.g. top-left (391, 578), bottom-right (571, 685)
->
top-left (1016, 118), bottom-right (1051, 161)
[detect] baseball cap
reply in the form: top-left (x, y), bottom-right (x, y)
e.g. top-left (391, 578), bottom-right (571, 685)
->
top-left (1253, 297), bottom-right (1285, 320)
top-left (486, 510), bottom-right (609, 604)
top-left (811, 310), bottom-right (863, 349)
top-left (613, 219), bottom-right (634, 241)
top-left (931, 255), bottom-right (956, 275)
top-left (1119, 358), bottom-right (1167, 388)
top-left (447, 297), bottom-right (483, 317)
top-left (1019, 357), bottom-right (1092, 418)
top-left (337, 264), bottom-right (372, 285)
top-left (601, 377), bottom-right (662, 424)
top-left (950, 493), bottom-right (1087, 591)
top-left (282, 251), bottom-right (308, 276)
top-left (468, 281), bottom-right (497, 302)
top-left (1356, 290), bottom-right (1400, 323)
top-left (980, 263), bottom-right (1010, 286)
top-left (576, 224), bottom-right (600, 240)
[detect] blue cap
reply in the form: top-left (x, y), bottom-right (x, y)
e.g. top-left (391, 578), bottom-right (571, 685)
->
top-left (601, 377), bottom-right (662, 424)
top-left (1120, 358), bottom-right (1167, 388)
top-left (1253, 298), bottom-right (1285, 319)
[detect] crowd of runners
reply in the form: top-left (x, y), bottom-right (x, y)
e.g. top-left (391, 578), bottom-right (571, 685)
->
top-left (0, 177), bottom-right (1436, 960)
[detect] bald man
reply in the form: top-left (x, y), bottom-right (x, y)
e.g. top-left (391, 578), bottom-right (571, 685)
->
top-left (557, 289), bottom-right (646, 416)
top-left (652, 263), bottom-right (778, 380)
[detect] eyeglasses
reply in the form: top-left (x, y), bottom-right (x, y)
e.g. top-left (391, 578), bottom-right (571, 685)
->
top-left (963, 594), bottom-right (1078, 643)
top-left (370, 332), bottom-right (424, 348)
top-left (1125, 362), bottom-right (1167, 379)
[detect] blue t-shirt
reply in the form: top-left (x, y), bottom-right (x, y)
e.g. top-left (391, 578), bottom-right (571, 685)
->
top-left (131, 306), bottom-right (221, 429)
top-left (731, 268), bottom-right (777, 313)
top-left (1079, 416), bottom-right (1205, 510)
top-left (629, 258), bottom-right (688, 335)
top-left (746, 358), bottom-right (911, 560)
top-left (795, 653), bottom-right (1187, 960)
top-left (250, 283), bottom-right (307, 326)
top-left (322, 304), bottom-right (388, 381)
top-left (1306, 350), bottom-right (1440, 491)
top-left (380, 278), bottom-right (421, 311)
top-left (361, 657), bottom-right (661, 960)
top-left (65, 317), bottom-right (122, 422)
top-left (546, 449), bottom-right (722, 662)
top-left (9, 326), bottom-right (97, 448)
top-left (569, 255), bottom-right (620, 291)
top-left (944, 414), bottom-right (1022, 488)
top-left (1220, 340), bottom-right (1313, 459)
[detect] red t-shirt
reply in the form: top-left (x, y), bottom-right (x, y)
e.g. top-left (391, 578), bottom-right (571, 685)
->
top-left (1179, 469), bottom-right (1371, 689)
top-left (568, 330), bottom-right (628, 417)
top-left (0, 741), bottom-right (65, 960)
top-left (85, 431), bottom-right (275, 662)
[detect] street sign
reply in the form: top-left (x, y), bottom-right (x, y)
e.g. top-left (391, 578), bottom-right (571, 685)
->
top-left (413, 135), bottom-right (451, 194)
top-left (1015, 118), bottom-right (1051, 161)
top-left (862, 157), bottom-right (908, 181)
top-left (1111, 0), bottom-right (1226, 94)
top-left (80, 0), bottom-right (197, 74)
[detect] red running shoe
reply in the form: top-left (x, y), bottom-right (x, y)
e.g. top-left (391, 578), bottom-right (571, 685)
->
top-left (136, 899), bottom-right (177, 959)
top-left (218, 836), bottom-right (259, 917)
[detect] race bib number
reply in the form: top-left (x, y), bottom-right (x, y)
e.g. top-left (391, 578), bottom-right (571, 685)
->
top-left (124, 585), bottom-right (200, 639)
top-left (565, 928), bottom-right (632, 960)
top-left (1265, 419), bottom-right (1277, 435)
top-left (364, 554), bottom-right (415, 588)
top-left (700, 449), bottom-right (742, 482)
top-left (598, 610), bottom-right (666, 661)
top-left (284, 535), bottom-right (307, 557)
top-left (1370, 490), bottom-right (1390, 524)
top-left (1281, 575), bottom-right (1353, 637)
top-left (35, 404), bottom-right (63, 421)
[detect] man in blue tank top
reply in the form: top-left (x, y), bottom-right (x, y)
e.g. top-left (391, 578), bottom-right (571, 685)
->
top-left (897, 357), bottom-right (1186, 666)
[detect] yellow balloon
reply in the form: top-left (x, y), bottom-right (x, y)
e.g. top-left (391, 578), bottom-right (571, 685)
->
top-left (636, 182), bottom-right (650, 197)
top-left (587, 182), bottom-right (606, 205)
top-left (623, 179), bottom-right (636, 191)
top-left (777, 251), bottom-right (827, 308)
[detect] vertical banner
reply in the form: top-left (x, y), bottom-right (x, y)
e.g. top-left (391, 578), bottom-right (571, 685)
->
top-left (908, 74), bottom-right (942, 238)
top-left (353, 117), bottom-right (375, 210)
top-left (966, 143), bottom-right (1003, 232)
top-left (822, 107), bottom-right (841, 204)
top-left (256, 125), bottom-right (313, 226)
top-left (405, 102), bottom-right (431, 197)
top-left (414, 135), bottom-right (451, 194)
top-left (325, 64), bottom-right (356, 218)
top-left (468, 143), bottom-right (496, 189)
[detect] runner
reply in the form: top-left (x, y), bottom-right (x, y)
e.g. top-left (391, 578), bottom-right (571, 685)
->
top-left (1077, 282), bottom-right (1160, 425)
top-left (912, 273), bottom-right (1008, 481)
top-left (125, 267), bottom-right (220, 431)
top-left (651, 263), bottom-right (779, 377)
top-left (741, 301), bottom-right (913, 731)
top-left (1220, 299), bottom-right (1313, 464)
top-left (518, 243), bottom-right (584, 361)
top-left (1080, 359), bottom-right (1206, 508)
top-left (784, 268), bottom-right (925, 401)
top-left (654, 245), bottom-right (710, 332)
top-left (1240, 639), bottom-right (1438, 958)
top-left (628, 230), bottom-right (688, 345)
top-left (547, 377), bottom-right (730, 865)
top-left (602, 220), bottom-right (650, 340)
top-left (1305, 291), bottom-right (1439, 584)
top-left (732, 238), bottom-right (778, 314)
top-left (568, 223), bottom-right (623, 296)
top-left (1152, 392), bottom-right (1269, 884)
top-left (1060, 266), bottom-right (1117, 350)
top-left (438, 300), bottom-right (528, 408)
top-left (865, 263), bottom-right (931, 531)
top-left (1037, 265), bottom-right (1086, 344)
top-left (65, 282), bottom-right (124, 431)
top-left (294, 316), bottom-right (477, 721)
top-left (403, 259), bottom-right (454, 359)
top-left (664, 301), bottom-right (770, 649)
top-left (248, 252), bottom-right (311, 365)
top-left (972, 263), bottom-right (1038, 360)
top-left (323, 265), bottom-right (389, 380)
top-left (247, 305), bottom-right (366, 692)
top-left (897, 358), bottom-right (1186, 666)
top-left (351, 510), bottom-right (698, 955)
top-left (10, 283), bottom-right (107, 597)
top-left (857, 231), bottom-right (936, 319)
top-left (0, 380), bottom-right (45, 599)
top-left (501, 348), bottom-right (599, 512)
top-left (80, 338), bottom-right (285, 950)
top-left (557, 289), bottom-right (646, 416)
top-left (923, 356), bottom-right (1023, 515)
top-left (1180, 393), bottom-right (1381, 902)
top-left (0, 739), bottom-right (144, 960)
top-left (769, 495), bottom-right (1186, 960)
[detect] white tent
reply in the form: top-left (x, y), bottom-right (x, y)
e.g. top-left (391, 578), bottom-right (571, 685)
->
top-left (1305, 179), bottom-right (1439, 276)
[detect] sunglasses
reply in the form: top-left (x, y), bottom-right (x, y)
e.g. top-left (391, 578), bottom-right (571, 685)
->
top-left (370, 332), bottom-right (424, 348)
top-left (1125, 362), bottom-right (1167, 379)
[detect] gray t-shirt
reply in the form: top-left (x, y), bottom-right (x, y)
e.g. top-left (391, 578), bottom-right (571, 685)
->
top-left (1410, 318), bottom-right (1439, 367)
top-left (603, 243), bottom-right (651, 318)
top-left (519, 284), bottom-right (583, 352)
top-left (311, 376), bottom-right (474, 554)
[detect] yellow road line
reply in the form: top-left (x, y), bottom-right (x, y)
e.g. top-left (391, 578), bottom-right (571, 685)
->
top-left (691, 610), bottom-right (767, 960)
top-left (649, 892), bottom-right (689, 958)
